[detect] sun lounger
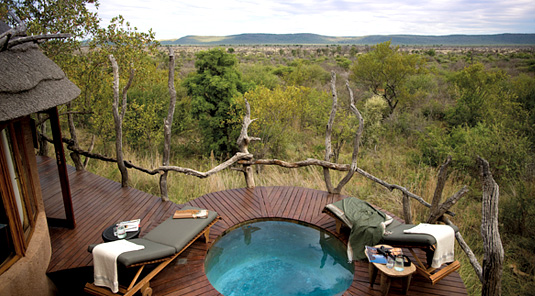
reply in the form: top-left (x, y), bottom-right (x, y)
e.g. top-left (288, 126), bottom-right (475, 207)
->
top-left (323, 197), bottom-right (460, 284)
top-left (84, 206), bottom-right (220, 296)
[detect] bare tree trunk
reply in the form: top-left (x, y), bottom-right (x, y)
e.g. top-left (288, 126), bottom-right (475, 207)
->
top-left (37, 113), bottom-right (48, 156)
top-left (323, 71), bottom-right (337, 193)
top-left (237, 98), bottom-right (261, 188)
top-left (66, 102), bottom-right (84, 171)
top-left (478, 157), bottom-right (504, 296)
top-left (160, 47), bottom-right (177, 201)
top-left (109, 54), bottom-right (134, 188)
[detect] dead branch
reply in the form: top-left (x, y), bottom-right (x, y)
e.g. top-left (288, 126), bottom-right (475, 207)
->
top-left (147, 153), bottom-right (253, 178)
top-left (333, 81), bottom-right (363, 193)
top-left (427, 185), bottom-right (468, 223)
top-left (160, 47), bottom-right (177, 201)
top-left (110, 54), bottom-right (129, 187)
top-left (0, 11), bottom-right (26, 50)
top-left (430, 156), bottom-right (452, 215)
top-left (323, 71), bottom-right (338, 192)
top-left (240, 158), bottom-right (456, 217)
top-left (6, 33), bottom-right (71, 49)
top-left (442, 216), bottom-right (483, 282)
top-left (236, 98), bottom-right (261, 188)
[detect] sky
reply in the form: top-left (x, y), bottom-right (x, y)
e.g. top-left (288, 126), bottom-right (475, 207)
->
top-left (87, 0), bottom-right (535, 40)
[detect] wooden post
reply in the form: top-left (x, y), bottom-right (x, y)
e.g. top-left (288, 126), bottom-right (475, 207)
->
top-left (402, 192), bottom-right (412, 224)
top-left (110, 54), bottom-right (134, 188)
top-left (47, 107), bottom-right (76, 229)
top-left (323, 71), bottom-right (337, 193)
top-left (478, 157), bottom-right (504, 296)
top-left (160, 47), bottom-right (177, 201)
top-left (236, 98), bottom-right (260, 188)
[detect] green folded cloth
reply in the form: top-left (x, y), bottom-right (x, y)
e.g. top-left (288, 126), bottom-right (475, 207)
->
top-left (332, 197), bottom-right (387, 261)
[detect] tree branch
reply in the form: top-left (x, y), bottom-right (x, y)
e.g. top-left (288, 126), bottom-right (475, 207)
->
top-left (427, 186), bottom-right (468, 223)
top-left (442, 216), bottom-right (483, 282)
top-left (333, 81), bottom-right (363, 193)
top-left (430, 156), bottom-right (452, 215)
top-left (323, 71), bottom-right (338, 193)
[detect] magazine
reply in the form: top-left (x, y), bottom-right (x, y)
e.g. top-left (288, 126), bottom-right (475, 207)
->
top-left (117, 219), bottom-right (140, 232)
top-left (365, 245), bottom-right (403, 264)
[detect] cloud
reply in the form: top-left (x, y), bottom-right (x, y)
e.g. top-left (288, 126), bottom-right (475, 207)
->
top-left (87, 0), bottom-right (535, 39)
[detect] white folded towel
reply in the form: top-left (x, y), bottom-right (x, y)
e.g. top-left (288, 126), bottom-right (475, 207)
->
top-left (93, 240), bottom-right (144, 293)
top-left (404, 223), bottom-right (455, 268)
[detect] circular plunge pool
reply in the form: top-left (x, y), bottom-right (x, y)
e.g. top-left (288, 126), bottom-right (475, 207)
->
top-left (204, 219), bottom-right (354, 296)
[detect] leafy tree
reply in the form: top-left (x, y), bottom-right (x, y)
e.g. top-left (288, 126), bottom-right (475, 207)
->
top-left (273, 59), bottom-right (330, 87)
top-left (183, 48), bottom-right (249, 155)
top-left (350, 41), bottom-right (424, 114)
top-left (445, 63), bottom-right (527, 131)
top-left (4, 0), bottom-right (100, 66)
top-left (245, 85), bottom-right (330, 158)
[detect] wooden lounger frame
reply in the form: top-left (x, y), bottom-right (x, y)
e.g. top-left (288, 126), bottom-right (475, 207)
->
top-left (84, 216), bottom-right (221, 296)
top-left (323, 209), bottom-right (460, 285)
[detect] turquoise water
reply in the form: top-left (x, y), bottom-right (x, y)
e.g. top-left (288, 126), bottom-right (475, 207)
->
top-left (204, 220), bottom-right (354, 296)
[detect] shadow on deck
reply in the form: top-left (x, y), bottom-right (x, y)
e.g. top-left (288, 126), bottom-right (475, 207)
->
top-left (38, 156), bottom-right (467, 296)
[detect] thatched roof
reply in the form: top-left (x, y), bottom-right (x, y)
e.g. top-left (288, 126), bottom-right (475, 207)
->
top-left (0, 22), bottom-right (80, 122)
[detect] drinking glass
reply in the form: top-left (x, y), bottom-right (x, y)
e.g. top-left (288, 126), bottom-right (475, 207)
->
top-left (394, 255), bottom-right (404, 272)
top-left (117, 224), bottom-right (127, 239)
top-left (386, 256), bottom-right (394, 269)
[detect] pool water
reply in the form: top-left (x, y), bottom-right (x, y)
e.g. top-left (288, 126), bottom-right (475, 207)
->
top-left (204, 220), bottom-right (354, 296)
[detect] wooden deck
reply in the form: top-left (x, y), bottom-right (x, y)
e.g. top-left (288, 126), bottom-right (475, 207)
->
top-left (39, 156), bottom-right (467, 295)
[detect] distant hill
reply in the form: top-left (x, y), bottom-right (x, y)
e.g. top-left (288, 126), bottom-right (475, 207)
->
top-left (160, 33), bottom-right (535, 46)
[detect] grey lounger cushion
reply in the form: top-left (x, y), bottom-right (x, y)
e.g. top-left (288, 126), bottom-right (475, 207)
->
top-left (143, 206), bottom-right (218, 252)
top-left (117, 238), bottom-right (176, 266)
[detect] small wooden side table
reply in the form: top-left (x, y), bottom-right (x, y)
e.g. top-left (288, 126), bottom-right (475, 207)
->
top-left (368, 245), bottom-right (416, 295)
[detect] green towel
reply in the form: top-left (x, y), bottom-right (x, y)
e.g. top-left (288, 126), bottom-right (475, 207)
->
top-left (341, 197), bottom-right (386, 261)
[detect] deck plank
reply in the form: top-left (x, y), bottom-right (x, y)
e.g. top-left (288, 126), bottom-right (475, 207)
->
top-left (38, 156), bottom-right (467, 295)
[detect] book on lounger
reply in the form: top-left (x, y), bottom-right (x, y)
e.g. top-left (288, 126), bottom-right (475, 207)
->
top-left (173, 209), bottom-right (208, 219)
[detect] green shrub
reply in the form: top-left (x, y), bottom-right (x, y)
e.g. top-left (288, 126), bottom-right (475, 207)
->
top-left (418, 123), bottom-right (531, 180)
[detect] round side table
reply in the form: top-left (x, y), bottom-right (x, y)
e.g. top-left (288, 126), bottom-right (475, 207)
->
top-left (368, 245), bottom-right (416, 295)
top-left (102, 224), bottom-right (140, 242)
